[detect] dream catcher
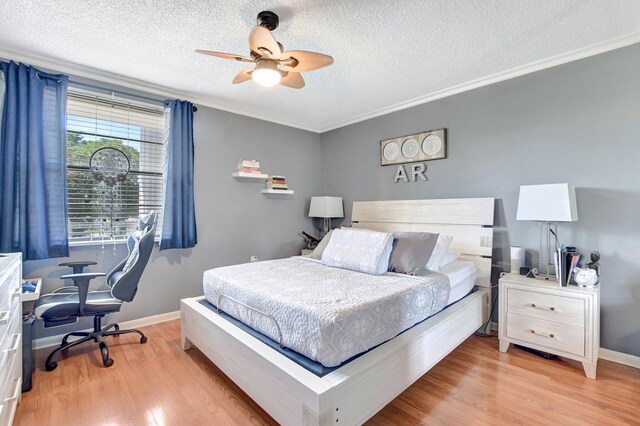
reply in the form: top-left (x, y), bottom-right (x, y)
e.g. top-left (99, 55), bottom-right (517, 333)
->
top-left (89, 147), bottom-right (131, 249)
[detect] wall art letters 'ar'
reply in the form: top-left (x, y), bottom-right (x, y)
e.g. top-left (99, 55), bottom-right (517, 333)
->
top-left (394, 163), bottom-right (428, 183)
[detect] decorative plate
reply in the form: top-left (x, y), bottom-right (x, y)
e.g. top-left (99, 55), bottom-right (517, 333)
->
top-left (422, 134), bottom-right (443, 156)
top-left (383, 141), bottom-right (400, 161)
top-left (401, 138), bottom-right (419, 158)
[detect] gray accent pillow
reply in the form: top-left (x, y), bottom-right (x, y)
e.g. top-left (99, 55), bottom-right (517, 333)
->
top-left (310, 229), bottom-right (334, 260)
top-left (388, 232), bottom-right (440, 275)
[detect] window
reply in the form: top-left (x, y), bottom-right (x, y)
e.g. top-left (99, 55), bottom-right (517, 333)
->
top-left (66, 90), bottom-right (164, 243)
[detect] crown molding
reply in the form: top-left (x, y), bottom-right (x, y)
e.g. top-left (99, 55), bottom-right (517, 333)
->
top-left (318, 31), bottom-right (640, 132)
top-left (2, 31), bottom-right (639, 135)
top-left (0, 47), bottom-right (322, 133)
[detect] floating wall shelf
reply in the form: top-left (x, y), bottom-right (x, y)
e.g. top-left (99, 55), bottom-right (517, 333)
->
top-left (232, 172), bottom-right (269, 180)
top-left (261, 189), bottom-right (294, 195)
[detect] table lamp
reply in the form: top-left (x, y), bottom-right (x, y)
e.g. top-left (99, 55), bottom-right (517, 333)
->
top-left (516, 183), bottom-right (578, 278)
top-left (309, 196), bottom-right (344, 238)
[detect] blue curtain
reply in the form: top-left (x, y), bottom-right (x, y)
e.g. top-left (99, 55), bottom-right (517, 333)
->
top-left (160, 99), bottom-right (197, 250)
top-left (0, 61), bottom-right (69, 260)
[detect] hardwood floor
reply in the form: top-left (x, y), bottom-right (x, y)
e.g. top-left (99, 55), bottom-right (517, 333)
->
top-left (14, 319), bottom-right (640, 426)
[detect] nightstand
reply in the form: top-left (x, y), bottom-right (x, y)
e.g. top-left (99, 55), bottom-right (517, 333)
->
top-left (498, 273), bottom-right (600, 379)
top-left (301, 249), bottom-right (313, 256)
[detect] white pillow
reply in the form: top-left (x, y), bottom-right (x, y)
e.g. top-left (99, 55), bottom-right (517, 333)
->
top-left (321, 228), bottom-right (394, 275)
top-left (439, 250), bottom-right (459, 268)
top-left (426, 235), bottom-right (453, 271)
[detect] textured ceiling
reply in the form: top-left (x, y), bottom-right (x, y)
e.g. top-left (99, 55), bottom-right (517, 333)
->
top-left (1, 0), bottom-right (639, 132)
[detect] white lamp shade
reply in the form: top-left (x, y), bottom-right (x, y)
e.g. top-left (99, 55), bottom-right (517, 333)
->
top-left (309, 196), bottom-right (344, 218)
top-left (516, 183), bottom-right (578, 222)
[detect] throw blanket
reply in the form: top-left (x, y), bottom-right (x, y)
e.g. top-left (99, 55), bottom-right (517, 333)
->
top-left (203, 257), bottom-right (450, 367)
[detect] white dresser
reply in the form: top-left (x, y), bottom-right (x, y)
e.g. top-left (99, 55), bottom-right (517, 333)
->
top-left (0, 253), bottom-right (22, 426)
top-left (498, 273), bottom-right (600, 379)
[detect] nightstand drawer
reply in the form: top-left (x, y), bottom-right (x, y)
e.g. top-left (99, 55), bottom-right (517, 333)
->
top-left (506, 313), bottom-right (585, 357)
top-left (507, 287), bottom-right (585, 327)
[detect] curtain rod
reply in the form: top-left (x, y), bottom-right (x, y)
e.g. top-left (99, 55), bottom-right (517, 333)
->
top-left (69, 80), bottom-right (198, 112)
top-left (36, 71), bottom-right (63, 83)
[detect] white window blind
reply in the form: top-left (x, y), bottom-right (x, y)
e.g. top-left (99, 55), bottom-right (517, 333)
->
top-left (66, 90), bottom-right (164, 242)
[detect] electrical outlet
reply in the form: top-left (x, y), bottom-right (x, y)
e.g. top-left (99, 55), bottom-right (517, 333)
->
top-left (250, 256), bottom-right (259, 262)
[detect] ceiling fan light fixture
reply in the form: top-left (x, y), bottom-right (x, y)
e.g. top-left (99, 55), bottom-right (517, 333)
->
top-left (252, 60), bottom-right (282, 87)
top-left (196, 11), bottom-right (333, 89)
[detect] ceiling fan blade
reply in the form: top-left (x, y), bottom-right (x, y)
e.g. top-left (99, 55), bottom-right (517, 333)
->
top-left (233, 69), bottom-right (253, 84)
top-left (280, 50), bottom-right (334, 72)
top-left (195, 50), bottom-right (253, 63)
top-left (249, 25), bottom-right (282, 59)
top-left (280, 72), bottom-right (305, 89)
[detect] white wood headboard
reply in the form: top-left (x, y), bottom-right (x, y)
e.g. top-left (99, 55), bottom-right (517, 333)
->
top-left (351, 198), bottom-right (495, 289)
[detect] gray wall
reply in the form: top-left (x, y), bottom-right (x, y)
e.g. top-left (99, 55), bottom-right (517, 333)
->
top-left (24, 104), bottom-right (322, 338)
top-left (321, 44), bottom-right (640, 356)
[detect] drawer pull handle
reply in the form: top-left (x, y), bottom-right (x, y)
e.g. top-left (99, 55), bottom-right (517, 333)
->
top-left (4, 377), bottom-right (20, 403)
top-left (0, 310), bottom-right (9, 325)
top-left (5, 333), bottom-right (20, 354)
top-left (531, 303), bottom-right (555, 311)
top-left (530, 329), bottom-right (554, 338)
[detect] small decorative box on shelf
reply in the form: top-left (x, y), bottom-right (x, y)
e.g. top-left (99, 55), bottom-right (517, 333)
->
top-left (498, 273), bottom-right (600, 379)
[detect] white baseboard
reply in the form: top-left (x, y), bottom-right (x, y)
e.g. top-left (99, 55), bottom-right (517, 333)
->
top-left (599, 348), bottom-right (640, 369)
top-left (33, 310), bottom-right (180, 350)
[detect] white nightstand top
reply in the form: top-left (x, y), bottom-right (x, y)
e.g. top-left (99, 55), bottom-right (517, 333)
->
top-left (500, 273), bottom-right (599, 294)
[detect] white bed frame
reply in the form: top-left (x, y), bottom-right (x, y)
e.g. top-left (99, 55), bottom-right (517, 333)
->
top-left (181, 197), bottom-right (495, 425)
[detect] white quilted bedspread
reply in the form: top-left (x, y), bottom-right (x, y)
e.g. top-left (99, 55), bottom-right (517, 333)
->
top-left (203, 257), bottom-right (450, 367)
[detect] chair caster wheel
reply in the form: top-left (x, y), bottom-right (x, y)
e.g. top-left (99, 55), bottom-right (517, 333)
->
top-left (114, 324), bottom-right (120, 331)
top-left (103, 358), bottom-right (114, 368)
top-left (45, 362), bottom-right (57, 372)
top-left (140, 336), bottom-right (148, 344)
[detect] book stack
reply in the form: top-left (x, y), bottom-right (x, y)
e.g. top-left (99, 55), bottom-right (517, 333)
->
top-left (554, 245), bottom-right (581, 287)
top-left (237, 159), bottom-right (261, 174)
top-left (266, 175), bottom-right (288, 191)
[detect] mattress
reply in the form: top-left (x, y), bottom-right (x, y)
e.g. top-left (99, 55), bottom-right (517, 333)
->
top-left (203, 257), bottom-right (451, 367)
top-left (439, 260), bottom-right (477, 305)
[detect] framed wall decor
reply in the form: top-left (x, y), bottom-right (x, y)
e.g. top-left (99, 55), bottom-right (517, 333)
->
top-left (380, 128), bottom-right (447, 166)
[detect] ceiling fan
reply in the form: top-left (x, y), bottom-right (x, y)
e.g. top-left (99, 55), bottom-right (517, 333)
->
top-left (196, 11), bottom-right (334, 89)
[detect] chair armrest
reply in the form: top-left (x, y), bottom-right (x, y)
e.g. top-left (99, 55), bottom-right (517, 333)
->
top-left (59, 261), bottom-right (98, 274)
top-left (60, 272), bottom-right (106, 281)
top-left (60, 273), bottom-right (106, 315)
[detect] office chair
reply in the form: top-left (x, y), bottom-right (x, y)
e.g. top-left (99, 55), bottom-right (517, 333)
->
top-left (35, 211), bottom-right (157, 371)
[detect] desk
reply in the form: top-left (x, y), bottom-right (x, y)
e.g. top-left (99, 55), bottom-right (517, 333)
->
top-left (21, 278), bottom-right (42, 304)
